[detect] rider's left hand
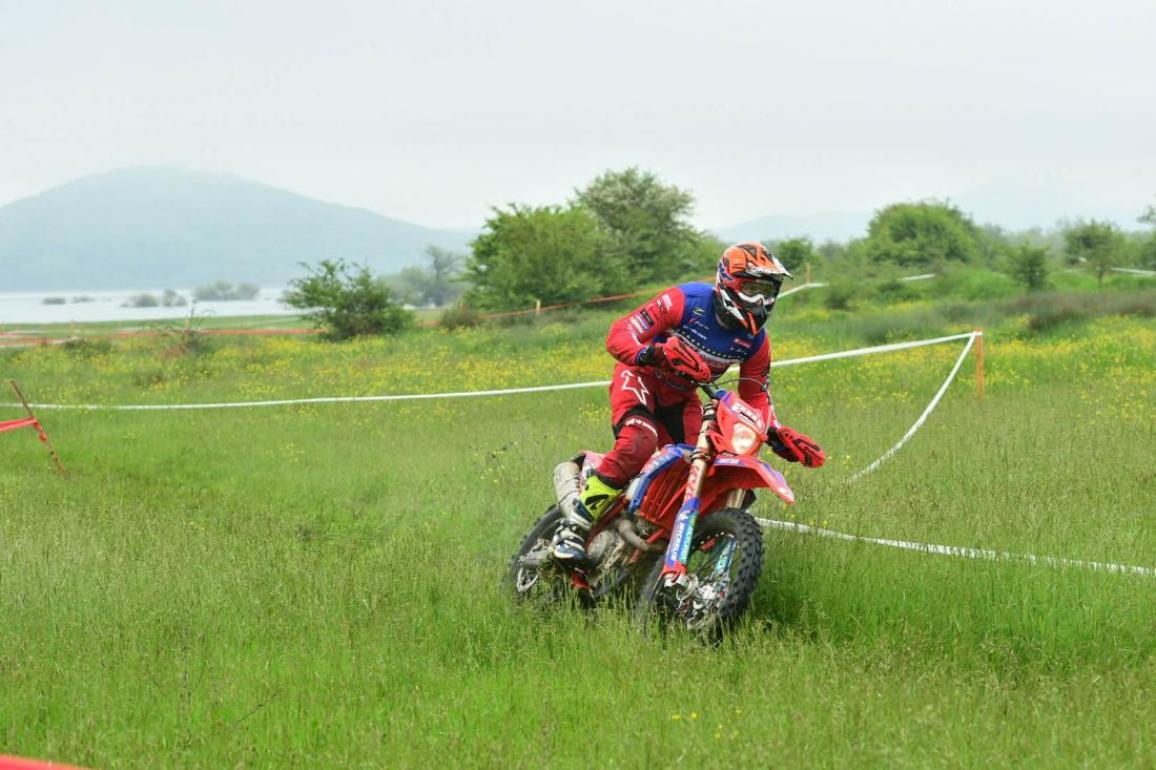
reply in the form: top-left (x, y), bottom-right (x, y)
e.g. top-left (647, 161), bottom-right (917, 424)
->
top-left (769, 427), bottom-right (825, 468)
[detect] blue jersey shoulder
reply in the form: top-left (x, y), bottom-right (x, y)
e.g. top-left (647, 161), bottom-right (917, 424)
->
top-left (676, 282), bottom-right (715, 321)
top-left (670, 282), bottom-right (765, 363)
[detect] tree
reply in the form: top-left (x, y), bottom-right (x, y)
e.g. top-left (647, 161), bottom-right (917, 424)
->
top-left (285, 259), bottom-right (413, 340)
top-left (574, 168), bottom-right (700, 282)
top-left (1140, 238), bottom-right (1156, 271)
top-left (392, 246), bottom-right (467, 308)
top-left (1063, 221), bottom-right (1126, 287)
top-left (687, 233), bottom-right (727, 274)
top-left (465, 204), bottom-right (625, 311)
top-left (1009, 244), bottom-right (1050, 291)
top-left (1140, 200), bottom-right (1156, 270)
top-left (193, 281), bottom-right (260, 301)
top-left (424, 245), bottom-right (466, 307)
top-left (1139, 200), bottom-right (1156, 227)
top-left (863, 201), bottom-right (981, 268)
top-left (772, 237), bottom-right (818, 277)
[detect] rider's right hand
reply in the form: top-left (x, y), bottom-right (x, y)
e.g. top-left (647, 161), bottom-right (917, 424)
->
top-left (769, 426), bottom-right (826, 467)
top-left (639, 338), bottom-right (712, 383)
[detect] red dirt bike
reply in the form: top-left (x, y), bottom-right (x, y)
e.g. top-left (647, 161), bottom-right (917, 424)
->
top-left (506, 381), bottom-right (795, 639)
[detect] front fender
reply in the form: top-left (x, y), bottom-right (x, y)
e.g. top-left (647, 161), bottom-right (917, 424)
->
top-left (706, 455), bottom-right (795, 504)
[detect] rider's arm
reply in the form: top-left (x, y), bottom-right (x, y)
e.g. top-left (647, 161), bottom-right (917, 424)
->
top-left (739, 335), bottom-right (778, 428)
top-left (605, 288), bottom-right (686, 366)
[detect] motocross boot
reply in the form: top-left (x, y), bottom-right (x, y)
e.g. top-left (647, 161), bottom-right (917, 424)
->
top-left (550, 474), bottom-right (623, 565)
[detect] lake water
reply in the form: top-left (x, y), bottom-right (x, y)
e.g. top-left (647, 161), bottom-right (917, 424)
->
top-left (0, 288), bottom-right (299, 327)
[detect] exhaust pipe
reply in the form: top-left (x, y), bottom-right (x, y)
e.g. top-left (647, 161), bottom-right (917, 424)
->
top-left (616, 518), bottom-right (658, 552)
top-left (555, 459), bottom-right (656, 552)
top-left (553, 460), bottom-right (581, 519)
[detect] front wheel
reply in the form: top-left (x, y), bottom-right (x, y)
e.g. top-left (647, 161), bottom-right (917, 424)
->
top-left (636, 507), bottom-right (765, 642)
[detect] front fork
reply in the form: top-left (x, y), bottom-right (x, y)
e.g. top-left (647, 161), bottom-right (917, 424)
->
top-left (660, 399), bottom-right (717, 583)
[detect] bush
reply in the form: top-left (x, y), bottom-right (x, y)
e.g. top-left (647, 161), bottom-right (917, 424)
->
top-left (193, 281), bottom-right (261, 301)
top-left (285, 260), bottom-right (413, 340)
top-left (123, 293), bottom-right (159, 308)
top-left (146, 307), bottom-right (214, 357)
top-left (439, 302), bottom-right (482, 330)
top-left (161, 289), bottom-right (188, 307)
top-left (824, 279), bottom-right (856, 310)
top-left (1007, 289), bottom-right (1156, 333)
top-left (1009, 244), bottom-right (1050, 291)
top-left (926, 265), bottom-right (1018, 302)
top-left (1063, 221), bottom-right (1127, 287)
top-left (873, 276), bottom-right (919, 303)
top-left (60, 338), bottom-right (113, 358)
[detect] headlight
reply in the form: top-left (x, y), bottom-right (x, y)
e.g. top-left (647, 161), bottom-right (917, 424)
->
top-left (731, 423), bottom-right (758, 455)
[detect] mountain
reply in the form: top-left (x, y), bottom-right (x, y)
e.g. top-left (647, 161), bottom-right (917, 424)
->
top-left (713, 211), bottom-right (871, 245)
top-left (0, 167), bottom-right (474, 291)
top-left (953, 178), bottom-right (1143, 232)
top-left (716, 184), bottom-right (1146, 246)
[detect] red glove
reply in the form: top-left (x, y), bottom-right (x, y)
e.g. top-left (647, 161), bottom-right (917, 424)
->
top-left (642, 338), bottom-right (712, 383)
top-left (769, 427), bottom-right (825, 467)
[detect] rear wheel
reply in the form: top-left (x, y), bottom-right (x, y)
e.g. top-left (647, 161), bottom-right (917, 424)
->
top-left (506, 506), bottom-right (570, 609)
top-left (636, 507), bottom-right (764, 642)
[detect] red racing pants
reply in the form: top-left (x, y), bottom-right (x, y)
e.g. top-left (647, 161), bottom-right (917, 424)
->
top-left (594, 364), bottom-right (703, 488)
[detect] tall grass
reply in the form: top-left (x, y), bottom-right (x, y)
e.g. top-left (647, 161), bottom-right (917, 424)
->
top-left (0, 310), bottom-right (1153, 768)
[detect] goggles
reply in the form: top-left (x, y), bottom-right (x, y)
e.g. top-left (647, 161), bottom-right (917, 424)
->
top-left (733, 276), bottom-right (784, 303)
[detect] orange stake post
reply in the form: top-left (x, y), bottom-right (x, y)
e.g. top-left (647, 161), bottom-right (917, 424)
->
top-left (8, 380), bottom-right (67, 474)
top-left (974, 330), bottom-right (985, 402)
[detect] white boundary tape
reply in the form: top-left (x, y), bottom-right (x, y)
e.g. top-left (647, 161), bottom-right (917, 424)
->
top-left (778, 282), bottom-right (826, 296)
top-left (6, 332), bottom-right (978, 411)
top-left (754, 518), bottom-right (1156, 579)
top-left (753, 330), bottom-right (1156, 579)
top-left (845, 332), bottom-right (977, 482)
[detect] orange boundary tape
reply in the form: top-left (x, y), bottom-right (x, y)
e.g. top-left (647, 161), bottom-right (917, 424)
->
top-left (0, 755), bottom-right (88, 770)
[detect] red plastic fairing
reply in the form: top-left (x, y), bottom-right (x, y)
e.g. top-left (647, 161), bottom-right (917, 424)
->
top-left (635, 460), bottom-right (691, 530)
top-left (707, 392), bottom-right (767, 456)
top-left (704, 455), bottom-right (795, 504)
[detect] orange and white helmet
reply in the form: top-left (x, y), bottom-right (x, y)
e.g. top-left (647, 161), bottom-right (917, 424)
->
top-left (714, 242), bottom-right (792, 333)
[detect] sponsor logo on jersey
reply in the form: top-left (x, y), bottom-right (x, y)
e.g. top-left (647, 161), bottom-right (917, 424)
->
top-left (639, 308), bottom-right (655, 329)
top-left (619, 370), bottom-right (651, 407)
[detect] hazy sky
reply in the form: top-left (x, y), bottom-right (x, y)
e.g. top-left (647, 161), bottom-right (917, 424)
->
top-left (2, 0), bottom-right (1153, 230)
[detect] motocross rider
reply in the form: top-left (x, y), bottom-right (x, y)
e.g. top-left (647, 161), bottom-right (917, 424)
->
top-left (551, 242), bottom-right (826, 565)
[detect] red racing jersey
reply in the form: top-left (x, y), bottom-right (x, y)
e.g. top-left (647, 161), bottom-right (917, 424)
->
top-left (605, 282), bottom-right (778, 427)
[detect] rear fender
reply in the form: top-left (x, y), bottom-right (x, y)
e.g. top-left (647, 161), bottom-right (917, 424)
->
top-left (705, 455), bottom-right (795, 504)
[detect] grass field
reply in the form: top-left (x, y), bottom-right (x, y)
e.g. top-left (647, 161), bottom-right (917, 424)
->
top-left (1, 291), bottom-right (1154, 768)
